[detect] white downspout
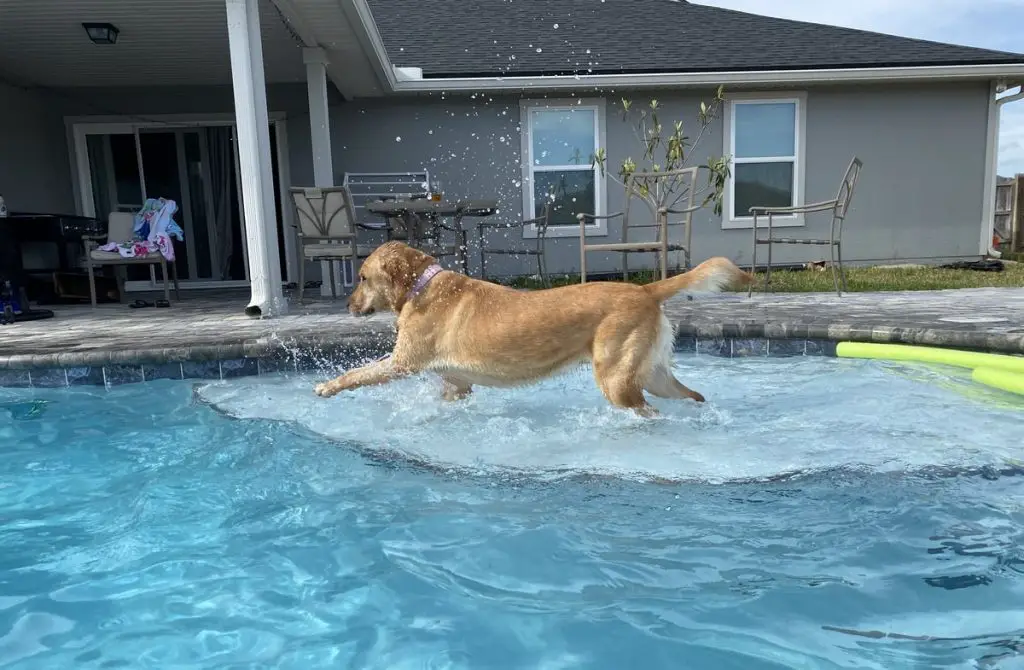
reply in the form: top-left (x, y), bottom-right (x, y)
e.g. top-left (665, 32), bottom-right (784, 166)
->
top-left (225, 0), bottom-right (287, 317)
top-left (985, 83), bottom-right (1024, 258)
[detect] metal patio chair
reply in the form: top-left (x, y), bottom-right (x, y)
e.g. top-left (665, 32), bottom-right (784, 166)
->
top-left (749, 156), bottom-right (863, 297)
top-left (289, 185), bottom-right (380, 302)
top-left (342, 170), bottom-right (430, 225)
top-left (577, 167), bottom-right (700, 283)
top-left (477, 203), bottom-right (551, 285)
top-left (339, 170), bottom-right (431, 286)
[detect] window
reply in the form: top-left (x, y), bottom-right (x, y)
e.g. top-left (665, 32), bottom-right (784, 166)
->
top-left (520, 99), bottom-right (606, 237)
top-left (723, 95), bottom-right (805, 228)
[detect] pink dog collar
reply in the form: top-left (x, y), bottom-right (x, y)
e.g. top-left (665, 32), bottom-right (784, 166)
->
top-left (406, 263), bottom-right (443, 301)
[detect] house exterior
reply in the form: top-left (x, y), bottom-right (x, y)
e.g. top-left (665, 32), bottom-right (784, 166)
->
top-left (2, 0), bottom-right (1023, 316)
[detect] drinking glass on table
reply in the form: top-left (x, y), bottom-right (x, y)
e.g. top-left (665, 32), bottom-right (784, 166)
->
top-left (430, 180), bottom-right (443, 202)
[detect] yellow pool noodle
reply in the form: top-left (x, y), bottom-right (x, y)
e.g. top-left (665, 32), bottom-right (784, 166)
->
top-left (972, 367), bottom-right (1024, 396)
top-left (836, 342), bottom-right (1024, 374)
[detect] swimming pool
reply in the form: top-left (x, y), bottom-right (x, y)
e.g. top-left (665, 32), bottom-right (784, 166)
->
top-left (2, 354), bottom-right (1023, 668)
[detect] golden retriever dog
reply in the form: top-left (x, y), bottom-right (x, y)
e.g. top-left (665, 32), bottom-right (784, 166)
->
top-left (314, 241), bottom-right (753, 416)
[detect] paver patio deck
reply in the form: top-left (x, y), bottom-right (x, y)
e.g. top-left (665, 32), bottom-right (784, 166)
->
top-left (2, 286), bottom-right (1023, 373)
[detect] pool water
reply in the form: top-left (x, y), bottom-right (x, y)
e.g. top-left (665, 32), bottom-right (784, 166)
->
top-left (2, 355), bottom-right (1024, 669)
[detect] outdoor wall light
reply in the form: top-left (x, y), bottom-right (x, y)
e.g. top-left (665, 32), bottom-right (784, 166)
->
top-left (83, 22), bottom-right (119, 45)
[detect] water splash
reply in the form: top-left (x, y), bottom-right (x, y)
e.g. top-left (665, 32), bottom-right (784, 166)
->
top-left (195, 356), bottom-right (1024, 484)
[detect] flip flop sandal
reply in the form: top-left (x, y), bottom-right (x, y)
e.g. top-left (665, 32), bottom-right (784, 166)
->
top-left (155, 299), bottom-right (170, 308)
top-left (129, 300), bottom-right (153, 309)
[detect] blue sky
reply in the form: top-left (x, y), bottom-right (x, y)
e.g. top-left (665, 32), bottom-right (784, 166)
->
top-left (696, 0), bottom-right (1024, 176)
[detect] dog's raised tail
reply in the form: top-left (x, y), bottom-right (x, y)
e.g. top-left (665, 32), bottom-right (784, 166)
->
top-left (643, 257), bottom-right (754, 303)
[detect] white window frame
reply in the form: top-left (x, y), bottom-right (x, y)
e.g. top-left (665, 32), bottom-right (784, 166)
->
top-left (520, 98), bottom-right (608, 238)
top-left (722, 91), bottom-right (807, 229)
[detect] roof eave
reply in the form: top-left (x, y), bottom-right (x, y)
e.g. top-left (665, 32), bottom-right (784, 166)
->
top-left (390, 63), bottom-right (1024, 93)
top-left (347, 0), bottom-right (1024, 95)
top-left (348, 0), bottom-right (399, 91)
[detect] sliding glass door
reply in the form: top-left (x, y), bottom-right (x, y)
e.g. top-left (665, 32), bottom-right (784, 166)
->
top-left (74, 120), bottom-right (293, 291)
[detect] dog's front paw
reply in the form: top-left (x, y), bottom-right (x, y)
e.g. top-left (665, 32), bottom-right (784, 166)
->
top-left (314, 381), bottom-right (339, 398)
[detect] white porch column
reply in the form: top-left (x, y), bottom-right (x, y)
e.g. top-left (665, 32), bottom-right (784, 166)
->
top-left (302, 47), bottom-right (341, 295)
top-left (225, 0), bottom-right (286, 317)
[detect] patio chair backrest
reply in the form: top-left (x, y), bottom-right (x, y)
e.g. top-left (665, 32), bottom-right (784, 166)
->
top-left (834, 156), bottom-right (863, 220)
top-left (342, 171), bottom-right (431, 224)
top-left (626, 167), bottom-right (699, 206)
top-left (622, 167), bottom-right (699, 233)
top-left (289, 186), bottom-right (356, 239)
top-left (107, 211), bottom-right (135, 244)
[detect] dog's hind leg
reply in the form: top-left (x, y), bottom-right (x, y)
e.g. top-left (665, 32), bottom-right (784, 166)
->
top-left (592, 319), bottom-right (658, 417)
top-left (593, 359), bottom-right (653, 416)
top-left (440, 375), bottom-right (473, 402)
top-left (597, 373), bottom-right (656, 417)
top-left (644, 364), bottom-right (705, 403)
top-left (641, 312), bottom-right (705, 403)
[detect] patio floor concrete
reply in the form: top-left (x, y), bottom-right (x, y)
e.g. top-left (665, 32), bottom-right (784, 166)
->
top-left (2, 286), bottom-right (1023, 370)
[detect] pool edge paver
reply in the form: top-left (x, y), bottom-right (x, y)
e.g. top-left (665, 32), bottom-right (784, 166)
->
top-left (1, 287), bottom-right (1023, 380)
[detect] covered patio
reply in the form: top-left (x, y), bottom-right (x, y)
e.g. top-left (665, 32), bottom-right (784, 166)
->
top-left (0, 0), bottom-right (390, 318)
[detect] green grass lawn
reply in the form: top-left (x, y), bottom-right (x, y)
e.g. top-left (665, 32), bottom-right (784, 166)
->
top-left (507, 261), bottom-right (1024, 293)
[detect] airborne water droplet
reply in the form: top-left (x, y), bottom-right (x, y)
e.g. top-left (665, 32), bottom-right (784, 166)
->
top-left (553, 23), bottom-right (559, 29)
top-left (395, 136), bottom-right (401, 142)
top-left (536, 47), bottom-right (542, 53)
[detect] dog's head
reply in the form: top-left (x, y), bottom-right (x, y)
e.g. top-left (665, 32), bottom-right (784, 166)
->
top-left (348, 241), bottom-right (436, 316)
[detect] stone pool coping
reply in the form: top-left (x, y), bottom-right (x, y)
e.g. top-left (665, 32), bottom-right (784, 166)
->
top-left (0, 333), bottom-right (838, 389)
top-left (1, 287), bottom-right (1022, 387)
top-left (1, 320), bottom-right (1021, 373)
top-left (4, 321), bottom-right (1018, 371)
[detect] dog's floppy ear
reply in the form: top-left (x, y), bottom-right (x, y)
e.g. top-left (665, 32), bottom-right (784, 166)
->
top-left (380, 243), bottom-right (435, 287)
top-left (379, 244), bottom-right (414, 288)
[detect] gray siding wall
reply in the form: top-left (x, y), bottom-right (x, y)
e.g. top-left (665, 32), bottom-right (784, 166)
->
top-left (0, 81), bottom-right (75, 213)
top-left (329, 81), bottom-right (991, 277)
top-left (4, 80), bottom-right (990, 282)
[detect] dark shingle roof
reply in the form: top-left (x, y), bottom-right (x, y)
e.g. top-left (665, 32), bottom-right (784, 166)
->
top-left (366, 0), bottom-right (1024, 78)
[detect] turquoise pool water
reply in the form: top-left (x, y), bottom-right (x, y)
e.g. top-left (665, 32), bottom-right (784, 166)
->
top-left (2, 355), bottom-right (1024, 668)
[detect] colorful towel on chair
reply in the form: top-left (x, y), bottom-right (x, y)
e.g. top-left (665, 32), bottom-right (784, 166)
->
top-left (97, 198), bottom-right (184, 261)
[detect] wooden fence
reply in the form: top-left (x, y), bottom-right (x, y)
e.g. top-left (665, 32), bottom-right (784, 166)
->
top-left (995, 174), bottom-right (1024, 252)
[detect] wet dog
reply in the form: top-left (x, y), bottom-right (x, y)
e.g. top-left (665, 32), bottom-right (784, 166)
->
top-left (314, 241), bottom-right (753, 416)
